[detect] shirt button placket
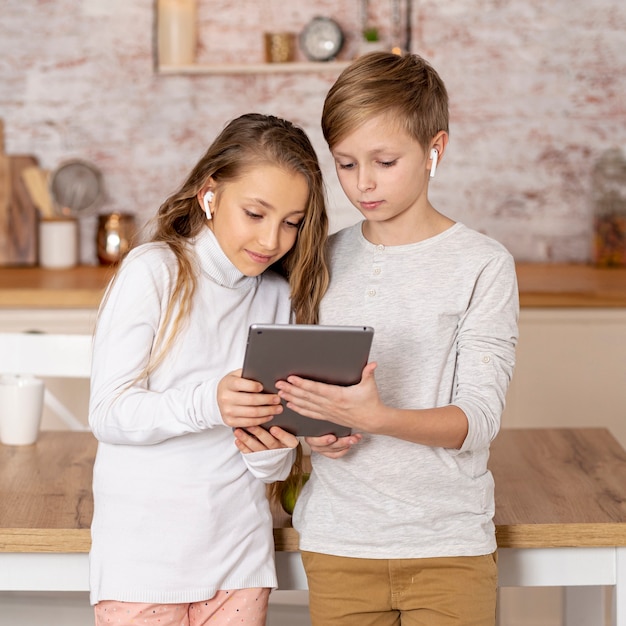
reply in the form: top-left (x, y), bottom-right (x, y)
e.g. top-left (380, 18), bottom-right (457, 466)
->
top-left (366, 244), bottom-right (385, 302)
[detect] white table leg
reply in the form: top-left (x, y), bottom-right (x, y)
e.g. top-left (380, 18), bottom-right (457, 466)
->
top-left (563, 587), bottom-right (606, 626)
top-left (614, 547), bottom-right (626, 626)
top-left (275, 551), bottom-right (308, 590)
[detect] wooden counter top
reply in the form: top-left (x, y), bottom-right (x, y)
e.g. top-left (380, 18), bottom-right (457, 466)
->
top-left (2, 428), bottom-right (626, 554)
top-left (279, 427), bottom-right (626, 550)
top-left (0, 266), bottom-right (113, 309)
top-left (515, 263), bottom-right (626, 308)
top-left (492, 428), bottom-right (626, 548)
top-left (0, 431), bottom-right (95, 552)
top-left (1, 264), bottom-right (626, 309)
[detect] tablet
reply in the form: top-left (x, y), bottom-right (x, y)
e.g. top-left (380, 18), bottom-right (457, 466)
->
top-left (242, 324), bottom-right (374, 437)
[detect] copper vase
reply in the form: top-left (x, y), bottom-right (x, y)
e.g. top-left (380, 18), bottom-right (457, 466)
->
top-left (96, 213), bottom-right (137, 265)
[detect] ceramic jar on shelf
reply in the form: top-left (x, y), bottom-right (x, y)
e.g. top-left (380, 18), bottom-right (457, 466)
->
top-left (157, 0), bottom-right (197, 65)
top-left (592, 148), bottom-right (626, 267)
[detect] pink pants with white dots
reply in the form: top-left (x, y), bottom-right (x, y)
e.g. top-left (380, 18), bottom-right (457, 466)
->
top-left (94, 588), bottom-right (270, 626)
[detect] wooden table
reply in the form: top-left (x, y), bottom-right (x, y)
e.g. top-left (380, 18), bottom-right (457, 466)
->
top-left (1, 429), bottom-right (626, 625)
top-left (493, 428), bottom-right (626, 626)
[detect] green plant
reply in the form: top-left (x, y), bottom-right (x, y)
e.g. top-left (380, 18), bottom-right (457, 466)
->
top-left (363, 26), bottom-right (379, 42)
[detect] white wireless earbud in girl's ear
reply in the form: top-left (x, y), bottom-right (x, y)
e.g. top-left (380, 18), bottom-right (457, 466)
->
top-left (203, 191), bottom-right (215, 220)
top-left (429, 148), bottom-right (439, 179)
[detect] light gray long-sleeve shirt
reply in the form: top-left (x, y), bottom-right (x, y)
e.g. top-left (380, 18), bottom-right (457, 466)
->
top-left (293, 221), bottom-right (519, 559)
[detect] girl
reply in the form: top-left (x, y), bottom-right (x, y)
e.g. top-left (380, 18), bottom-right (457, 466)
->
top-left (88, 113), bottom-right (329, 625)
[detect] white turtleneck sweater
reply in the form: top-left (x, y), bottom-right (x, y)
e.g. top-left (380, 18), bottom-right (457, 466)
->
top-left (89, 226), bottom-right (294, 605)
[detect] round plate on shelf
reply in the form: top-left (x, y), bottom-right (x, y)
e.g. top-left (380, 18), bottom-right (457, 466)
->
top-left (299, 16), bottom-right (344, 62)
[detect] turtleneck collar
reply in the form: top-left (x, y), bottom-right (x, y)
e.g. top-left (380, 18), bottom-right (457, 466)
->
top-left (193, 226), bottom-right (258, 290)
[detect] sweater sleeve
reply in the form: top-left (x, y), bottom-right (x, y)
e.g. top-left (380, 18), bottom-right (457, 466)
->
top-left (89, 249), bottom-right (225, 445)
top-left (453, 251), bottom-right (519, 453)
top-left (241, 446), bottom-right (296, 483)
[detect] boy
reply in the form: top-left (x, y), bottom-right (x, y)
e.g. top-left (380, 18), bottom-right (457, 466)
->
top-left (276, 52), bottom-right (519, 626)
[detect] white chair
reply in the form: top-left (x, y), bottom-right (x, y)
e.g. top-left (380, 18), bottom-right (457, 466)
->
top-left (0, 332), bottom-right (93, 431)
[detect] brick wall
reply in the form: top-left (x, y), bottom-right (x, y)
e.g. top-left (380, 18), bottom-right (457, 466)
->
top-left (1, 0), bottom-right (625, 263)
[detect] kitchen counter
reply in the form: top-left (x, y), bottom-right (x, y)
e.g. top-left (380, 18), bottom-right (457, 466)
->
top-left (1, 264), bottom-right (626, 309)
top-left (0, 266), bottom-right (113, 309)
top-left (515, 263), bottom-right (626, 307)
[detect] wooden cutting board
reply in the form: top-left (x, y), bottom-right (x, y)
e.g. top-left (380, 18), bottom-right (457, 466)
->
top-left (0, 120), bottom-right (39, 266)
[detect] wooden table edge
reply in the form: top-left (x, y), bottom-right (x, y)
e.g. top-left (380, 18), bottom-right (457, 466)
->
top-left (0, 528), bottom-right (91, 553)
top-left (495, 523), bottom-right (626, 548)
top-left (0, 528), bottom-right (299, 554)
top-left (5, 524), bottom-right (626, 554)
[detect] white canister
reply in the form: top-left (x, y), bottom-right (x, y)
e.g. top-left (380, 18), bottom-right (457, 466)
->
top-left (0, 375), bottom-right (45, 446)
top-left (158, 0), bottom-right (198, 65)
top-left (39, 217), bottom-right (79, 269)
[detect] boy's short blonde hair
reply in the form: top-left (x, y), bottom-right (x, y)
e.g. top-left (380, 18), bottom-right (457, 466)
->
top-left (322, 52), bottom-right (449, 152)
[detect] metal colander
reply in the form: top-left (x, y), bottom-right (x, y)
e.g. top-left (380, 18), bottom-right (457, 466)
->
top-left (49, 159), bottom-right (104, 217)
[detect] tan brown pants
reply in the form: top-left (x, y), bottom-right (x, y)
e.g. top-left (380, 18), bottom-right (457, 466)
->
top-left (302, 551), bottom-right (498, 626)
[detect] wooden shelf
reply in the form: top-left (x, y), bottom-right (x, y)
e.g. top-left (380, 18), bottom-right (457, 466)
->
top-left (1, 263), bottom-right (626, 310)
top-left (0, 266), bottom-right (113, 309)
top-left (157, 61), bottom-right (350, 75)
top-left (515, 263), bottom-right (626, 308)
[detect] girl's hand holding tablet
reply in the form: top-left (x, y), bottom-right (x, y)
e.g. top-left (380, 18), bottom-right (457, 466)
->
top-left (217, 368), bottom-right (283, 428)
top-left (218, 369), bottom-right (298, 453)
top-left (233, 425), bottom-right (298, 454)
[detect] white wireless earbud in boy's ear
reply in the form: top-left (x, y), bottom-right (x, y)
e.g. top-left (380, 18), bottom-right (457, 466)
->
top-left (429, 148), bottom-right (439, 179)
top-left (203, 191), bottom-right (215, 220)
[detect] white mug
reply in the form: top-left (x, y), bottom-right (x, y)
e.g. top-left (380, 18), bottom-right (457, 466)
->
top-left (0, 375), bottom-right (45, 446)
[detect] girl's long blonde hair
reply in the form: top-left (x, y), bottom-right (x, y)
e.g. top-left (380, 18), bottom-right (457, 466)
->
top-left (146, 113), bottom-right (328, 507)
top-left (145, 113), bottom-right (329, 373)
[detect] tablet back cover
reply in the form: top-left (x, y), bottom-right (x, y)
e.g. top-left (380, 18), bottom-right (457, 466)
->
top-left (242, 324), bottom-right (374, 437)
